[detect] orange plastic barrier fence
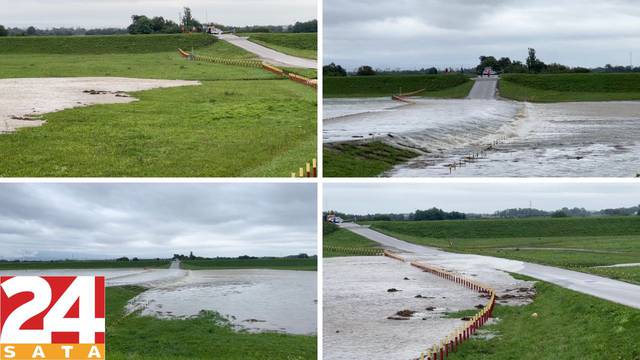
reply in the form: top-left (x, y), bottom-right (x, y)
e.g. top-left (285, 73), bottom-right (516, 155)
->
top-left (291, 159), bottom-right (317, 178)
top-left (383, 251), bottom-right (497, 360)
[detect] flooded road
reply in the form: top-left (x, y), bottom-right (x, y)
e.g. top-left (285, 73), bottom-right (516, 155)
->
top-left (323, 98), bottom-right (640, 176)
top-left (1, 261), bottom-right (317, 335)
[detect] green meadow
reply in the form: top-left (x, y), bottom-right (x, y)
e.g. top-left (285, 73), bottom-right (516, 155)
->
top-left (180, 258), bottom-right (317, 271)
top-left (0, 34), bottom-right (316, 177)
top-left (500, 73), bottom-right (640, 102)
top-left (366, 216), bottom-right (640, 283)
top-left (323, 222), bottom-right (381, 257)
top-left (240, 32), bottom-right (317, 60)
top-left (323, 74), bottom-right (472, 98)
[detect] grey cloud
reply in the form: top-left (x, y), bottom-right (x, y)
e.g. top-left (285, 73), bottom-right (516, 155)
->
top-left (0, 183), bottom-right (317, 260)
top-left (324, 0), bottom-right (640, 69)
top-left (0, 0), bottom-right (316, 28)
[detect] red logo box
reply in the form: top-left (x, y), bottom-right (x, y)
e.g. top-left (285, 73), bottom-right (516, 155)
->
top-left (0, 276), bottom-right (105, 359)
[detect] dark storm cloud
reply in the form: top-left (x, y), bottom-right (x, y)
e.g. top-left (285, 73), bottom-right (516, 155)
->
top-left (324, 182), bottom-right (640, 215)
top-left (0, 183), bottom-right (316, 260)
top-left (324, 0), bottom-right (640, 69)
top-left (0, 0), bottom-right (316, 28)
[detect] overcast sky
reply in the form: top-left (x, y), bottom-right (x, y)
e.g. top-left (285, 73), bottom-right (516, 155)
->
top-left (324, 182), bottom-right (640, 214)
top-left (324, 0), bottom-right (640, 70)
top-left (0, 183), bottom-right (316, 260)
top-left (0, 0), bottom-right (316, 28)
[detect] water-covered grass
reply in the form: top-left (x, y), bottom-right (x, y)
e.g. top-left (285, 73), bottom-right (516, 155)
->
top-left (324, 141), bottom-right (420, 177)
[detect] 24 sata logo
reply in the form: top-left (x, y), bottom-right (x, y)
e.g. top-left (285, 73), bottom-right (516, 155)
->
top-left (0, 276), bottom-right (105, 359)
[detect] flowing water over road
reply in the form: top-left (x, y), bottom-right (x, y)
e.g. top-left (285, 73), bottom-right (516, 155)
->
top-left (324, 95), bottom-right (640, 176)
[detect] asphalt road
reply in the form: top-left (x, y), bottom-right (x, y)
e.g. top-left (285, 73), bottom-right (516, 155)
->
top-left (467, 77), bottom-right (498, 99)
top-left (340, 223), bottom-right (640, 309)
top-left (216, 34), bottom-right (316, 69)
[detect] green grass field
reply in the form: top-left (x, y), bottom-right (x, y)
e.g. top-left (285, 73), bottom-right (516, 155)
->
top-left (447, 277), bottom-right (640, 359)
top-left (181, 258), bottom-right (317, 271)
top-left (367, 216), bottom-right (640, 283)
top-left (323, 141), bottom-right (420, 177)
top-left (323, 222), bottom-right (380, 257)
top-left (240, 33), bottom-right (317, 59)
top-left (500, 73), bottom-right (640, 102)
top-left (324, 74), bottom-right (472, 98)
top-left (0, 259), bottom-right (170, 270)
top-left (107, 286), bottom-right (316, 360)
top-left (0, 34), bottom-right (316, 177)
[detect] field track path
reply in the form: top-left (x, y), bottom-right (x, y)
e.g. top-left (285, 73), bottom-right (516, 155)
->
top-left (216, 34), bottom-right (316, 69)
top-left (340, 223), bottom-right (640, 309)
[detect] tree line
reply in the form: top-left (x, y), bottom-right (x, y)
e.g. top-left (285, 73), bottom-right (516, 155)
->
top-left (326, 205), bottom-right (640, 222)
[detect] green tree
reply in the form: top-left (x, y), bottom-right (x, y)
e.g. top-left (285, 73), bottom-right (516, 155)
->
top-left (26, 26), bottom-right (36, 36)
top-left (291, 20), bottom-right (317, 33)
top-left (128, 15), bottom-right (153, 34)
top-left (150, 16), bottom-right (166, 32)
top-left (323, 63), bottom-right (347, 77)
top-left (0, 25), bottom-right (7, 37)
top-left (476, 55), bottom-right (498, 74)
top-left (356, 65), bottom-right (376, 76)
top-left (181, 7), bottom-right (202, 32)
top-left (526, 48), bottom-right (546, 73)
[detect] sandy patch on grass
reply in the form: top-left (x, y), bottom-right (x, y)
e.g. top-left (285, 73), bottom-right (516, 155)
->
top-left (0, 77), bottom-right (200, 133)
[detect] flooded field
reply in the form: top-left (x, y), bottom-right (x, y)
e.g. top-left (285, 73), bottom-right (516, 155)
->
top-left (1, 264), bottom-right (316, 335)
top-left (323, 98), bottom-right (640, 176)
top-left (127, 269), bottom-right (317, 334)
top-left (323, 256), bottom-right (480, 360)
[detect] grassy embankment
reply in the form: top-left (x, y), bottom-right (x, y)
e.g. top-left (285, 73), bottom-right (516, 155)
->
top-left (499, 73), bottom-right (640, 102)
top-left (323, 222), bottom-right (381, 257)
top-left (0, 34), bottom-right (316, 177)
top-left (181, 258), bottom-right (317, 271)
top-left (446, 274), bottom-right (640, 359)
top-left (323, 141), bottom-right (420, 177)
top-left (240, 32), bottom-right (317, 60)
top-left (367, 216), bottom-right (640, 284)
top-left (0, 259), bottom-right (170, 270)
top-left (107, 286), bottom-right (316, 360)
top-left (323, 73), bottom-right (472, 98)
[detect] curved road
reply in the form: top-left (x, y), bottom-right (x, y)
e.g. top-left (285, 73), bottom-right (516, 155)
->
top-left (340, 223), bottom-right (640, 309)
top-left (216, 34), bottom-right (316, 69)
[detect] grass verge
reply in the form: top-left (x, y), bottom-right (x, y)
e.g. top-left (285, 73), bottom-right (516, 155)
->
top-left (324, 74), bottom-right (471, 98)
top-left (240, 33), bottom-right (317, 60)
top-left (448, 279), bottom-right (640, 359)
top-left (500, 73), bottom-right (640, 102)
top-left (180, 258), bottom-right (317, 271)
top-left (324, 141), bottom-right (420, 177)
top-left (323, 223), bottom-right (381, 257)
top-left (107, 286), bottom-right (316, 360)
